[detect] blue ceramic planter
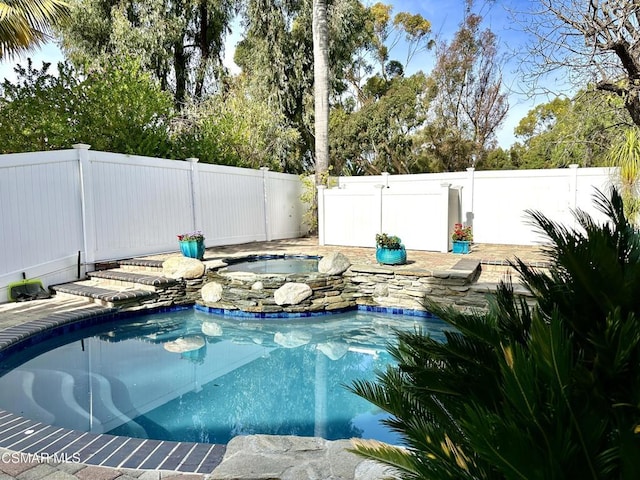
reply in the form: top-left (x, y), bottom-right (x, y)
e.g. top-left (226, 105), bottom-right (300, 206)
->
top-left (179, 240), bottom-right (205, 260)
top-left (376, 247), bottom-right (407, 265)
top-left (452, 240), bottom-right (470, 254)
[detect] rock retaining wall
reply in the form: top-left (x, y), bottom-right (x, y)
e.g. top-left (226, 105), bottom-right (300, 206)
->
top-left (137, 277), bottom-right (207, 309)
top-left (196, 257), bottom-right (525, 314)
top-left (345, 261), bottom-right (483, 311)
top-left (199, 271), bottom-right (353, 313)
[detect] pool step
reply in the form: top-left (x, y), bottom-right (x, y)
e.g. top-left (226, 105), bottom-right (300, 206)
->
top-left (50, 257), bottom-right (181, 308)
top-left (51, 283), bottom-right (157, 308)
top-left (118, 258), bottom-right (165, 271)
top-left (2, 368), bottom-right (149, 436)
top-left (87, 269), bottom-right (178, 288)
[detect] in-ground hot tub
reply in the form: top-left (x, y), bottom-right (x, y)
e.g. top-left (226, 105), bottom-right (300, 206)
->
top-left (222, 255), bottom-right (320, 274)
top-left (199, 253), bottom-right (355, 316)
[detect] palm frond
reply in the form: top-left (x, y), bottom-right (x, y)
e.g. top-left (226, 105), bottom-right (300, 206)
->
top-left (349, 439), bottom-right (418, 478)
top-left (0, 0), bottom-right (69, 59)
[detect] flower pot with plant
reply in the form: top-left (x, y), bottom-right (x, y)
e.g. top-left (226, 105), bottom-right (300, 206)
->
top-left (451, 223), bottom-right (473, 254)
top-left (177, 231), bottom-right (205, 260)
top-left (375, 233), bottom-right (407, 265)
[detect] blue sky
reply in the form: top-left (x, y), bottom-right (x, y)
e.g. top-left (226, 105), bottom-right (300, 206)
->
top-left (0, 0), bottom-right (558, 149)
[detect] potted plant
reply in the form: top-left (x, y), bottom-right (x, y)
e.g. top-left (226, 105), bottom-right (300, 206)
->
top-left (177, 231), bottom-right (205, 260)
top-left (375, 233), bottom-right (407, 265)
top-left (451, 223), bottom-right (473, 254)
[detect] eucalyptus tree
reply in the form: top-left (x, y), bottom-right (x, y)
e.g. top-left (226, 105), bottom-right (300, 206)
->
top-left (169, 77), bottom-right (301, 171)
top-left (58, 0), bottom-right (238, 107)
top-left (328, 2), bottom-right (434, 175)
top-left (521, 0), bottom-right (640, 127)
top-left (0, 0), bottom-right (69, 59)
top-left (0, 57), bottom-right (174, 154)
top-left (512, 90), bottom-right (629, 169)
top-left (343, 2), bottom-right (431, 109)
top-left (427, 0), bottom-right (508, 170)
top-left (330, 72), bottom-right (434, 175)
top-left (235, 0), bottom-right (371, 171)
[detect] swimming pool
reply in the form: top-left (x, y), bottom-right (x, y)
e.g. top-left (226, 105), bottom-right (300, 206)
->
top-left (0, 308), bottom-right (448, 445)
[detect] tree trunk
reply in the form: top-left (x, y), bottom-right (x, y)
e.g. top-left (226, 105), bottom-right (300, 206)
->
top-left (174, 39), bottom-right (188, 109)
top-left (194, 0), bottom-right (209, 100)
top-left (313, 0), bottom-right (329, 185)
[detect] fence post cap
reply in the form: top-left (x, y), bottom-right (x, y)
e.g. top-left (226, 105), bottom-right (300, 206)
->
top-left (186, 157), bottom-right (199, 163)
top-left (73, 144), bottom-right (91, 150)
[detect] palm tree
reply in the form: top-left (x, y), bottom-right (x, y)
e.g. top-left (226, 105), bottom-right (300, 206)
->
top-left (608, 127), bottom-right (640, 226)
top-left (350, 187), bottom-right (640, 479)
top-left (312, 0), bottom-right (329, 186)
top-left (0, 0), bottom-right (69, 60)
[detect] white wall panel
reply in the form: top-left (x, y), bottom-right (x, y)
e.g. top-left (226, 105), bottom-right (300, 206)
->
top-left (322, 167), bottom-right (617, 251)
top-left (576, 167), bottom-right (614, 225)
top-left (380, 189), bottom-right (442, 250)
top-left (0, 149), bottom-right (620, 304)
top-left (0, 149), bottom-right (305, 302)
top-left (265, 172), bottom-right (304, 240)
top-left (322, 190), bottom-right (377, 247)
top-left (0, 152), bottom-right (83, 299)
top-left (89, 154), bottom-right (193, 260)
top-left (199, 165), bottom-right (266, 246)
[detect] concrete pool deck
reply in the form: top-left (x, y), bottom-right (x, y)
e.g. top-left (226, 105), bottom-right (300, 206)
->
top-left (0, 238), bottom-right (548, 480)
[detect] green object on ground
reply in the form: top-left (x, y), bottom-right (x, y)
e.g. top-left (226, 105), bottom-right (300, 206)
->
top-left (8, 278), bottom-right (51, 302)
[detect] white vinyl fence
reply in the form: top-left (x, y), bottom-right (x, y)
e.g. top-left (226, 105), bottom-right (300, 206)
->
top-left (0, 145), bottom-right (305, 303)
top-left (319, 166), bottom-right (616, 252)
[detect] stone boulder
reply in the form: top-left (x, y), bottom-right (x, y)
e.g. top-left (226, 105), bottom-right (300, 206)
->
top-left (318, 252), bottom-right (351, 275)
top-left (163, 256), bottom-right (205, 279)
top-left (163, 336), bottom-right (205, 353)
top-left (201, 281), bottom-right (223, 303)
top-left (209, 435), bottom-right (388, 480)
top-left (274, 282), bottom-right (312, 305)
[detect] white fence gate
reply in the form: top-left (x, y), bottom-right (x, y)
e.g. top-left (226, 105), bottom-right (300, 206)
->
top-left (0, 145), bottom-right (305, 303)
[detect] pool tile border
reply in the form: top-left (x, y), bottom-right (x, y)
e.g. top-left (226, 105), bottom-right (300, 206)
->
top-left (194, 303), bottom-right (439, 319)
top-left (0, 304), bottom-right (226, 473)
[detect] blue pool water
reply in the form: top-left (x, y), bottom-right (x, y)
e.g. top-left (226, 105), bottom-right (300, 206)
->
top-left (0, 309), bottom-right (448, 445)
